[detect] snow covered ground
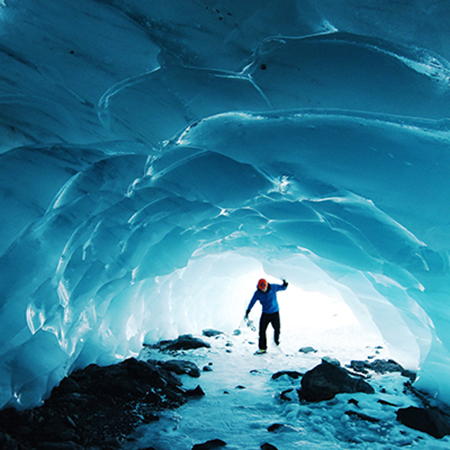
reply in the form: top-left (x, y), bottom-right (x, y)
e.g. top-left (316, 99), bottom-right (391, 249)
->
top-left (125, 323), bottom-right (450, 450)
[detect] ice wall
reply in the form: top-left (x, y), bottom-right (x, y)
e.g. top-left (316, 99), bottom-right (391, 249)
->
top-left (1, 0), bottom-right (450, 409)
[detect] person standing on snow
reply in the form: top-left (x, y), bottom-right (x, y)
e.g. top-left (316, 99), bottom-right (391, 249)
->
top-left (245, 278), bottom-right (288, 354)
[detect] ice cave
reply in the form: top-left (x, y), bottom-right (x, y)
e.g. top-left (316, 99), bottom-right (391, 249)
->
top-left (1, 0), bottom-right (450, 433)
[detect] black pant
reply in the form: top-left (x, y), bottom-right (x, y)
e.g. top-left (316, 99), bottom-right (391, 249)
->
top-left (259, 312), bottom-right (280, 350)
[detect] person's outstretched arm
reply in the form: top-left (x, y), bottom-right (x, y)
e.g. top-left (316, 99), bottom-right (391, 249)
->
top-left (245, 292), bottom-right (258, 318)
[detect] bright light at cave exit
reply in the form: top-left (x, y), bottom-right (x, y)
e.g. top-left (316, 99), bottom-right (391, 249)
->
top-left (139, 252), bottom-right (384, 361)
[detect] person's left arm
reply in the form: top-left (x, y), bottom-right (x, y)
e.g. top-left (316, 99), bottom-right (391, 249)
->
top-left (274, 279), bottom-right (289, 292)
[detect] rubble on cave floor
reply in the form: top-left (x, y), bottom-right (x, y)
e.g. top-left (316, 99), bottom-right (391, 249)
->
top-left (2, 330), bottom-right (450, 450)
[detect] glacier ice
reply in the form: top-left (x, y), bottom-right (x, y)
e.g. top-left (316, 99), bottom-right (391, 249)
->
top-left (1, 0), bottom-right (450, 410)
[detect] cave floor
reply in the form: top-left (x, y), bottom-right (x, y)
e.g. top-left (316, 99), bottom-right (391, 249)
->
top-left (121, 326), bottom-right (449, 450)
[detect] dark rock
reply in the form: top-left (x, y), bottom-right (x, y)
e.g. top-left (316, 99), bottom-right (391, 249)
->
top-left (192, 438), bottom-right (227, 449)
top-left (164, 387), bottom-right (184, 402)
top-left (299, 346), bottom-right (317, 354)
top-left (101, 375), bottom-right (146, 398)
top-left (272, 370), bottom-right (302, 380)
top-left (0, 357), bottom-right (198, 449)
top-left (370, 359), bottom-right (404, 373)
top-left (397, 406), bottom-right (450, 439)
top-left (378, 399), bottom-right (398, 407)
top-left (345, 410), bottom-right (380, 423)
top-left (402, 369), bottom-right (417, 381)
top-left (203, 329), bottom-right (224, 337)
top-left (35, 442), bottom-right (83, 450)
top-left (267, 423), bottom-right (296, 432)
top-left (0, 407), bottom-right (32, 430)
top-left (38, 415), bottom-right (80, 443)
top-left (268, 423), bottom-right (283, 432)
top-left (184, 385), bottom-right (206, 397)
top-left (300, 360), bottom-right (374, 402)
top-left (280, 388), bottom-right (295, 402)
top-left (348, 359), bottom-right (416, 380)
top-left (0, 431), bottom-right (19, 450)
top-left (322, 356), bottom-right (341, 366)
top-left (161, 360), bottom-right (201, 378)
top-left (52, 377), bottom-right (81, 396)
top-left (142, 415), bottom-right (159, 425)
top-left (13, 425), bottom-right (32, 437)
top-left (348, 398), bottom-right (359, 406)
top-left (261, 444), bottom-right (278, 450)
top-left (203, 365), bottom-right (213, 372)
top-left (138, 406), bottom-right (159, 424)
top-left (153, 334), bottom-right (211, 351)
top-left (347, 360), bottom-right (370, 374)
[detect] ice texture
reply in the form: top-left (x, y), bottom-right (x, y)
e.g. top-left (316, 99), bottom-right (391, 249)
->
top-left (0, 0), bottom-right (450, 409)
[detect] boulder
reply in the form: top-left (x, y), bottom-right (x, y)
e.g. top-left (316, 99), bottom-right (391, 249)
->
top-left (299, 360), bottom-right (374, 402)
top-left (348, 359), bottom-right (416, 381)
top-left (202, 329), bottom-right (224, 337)
top-left (272, 370), bottom-right (302, 380)
top-left (347, 360), bottom-right (370, 374)
top-left (261, 444), bottom-right (278, 450)
top-left (161, 360), bottom-right (201, 378)
top-left (192, 438), bottom-right (226, 449)
top-left (396, 406), bottom-right (450, 439)
top-left (154, 334), bottom-right (211, 351)
top-left (267, 423), bottom-right (285, 432)
top-left (370, 359), bottom-right (404, 373)
top-left (299, 346), bottom-right (317, 354)
top-left (184, 385), bottom-right (206, 397)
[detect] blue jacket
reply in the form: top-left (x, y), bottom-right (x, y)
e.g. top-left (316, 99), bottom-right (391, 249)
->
top-left (246, 281), bottom-right (288, 315)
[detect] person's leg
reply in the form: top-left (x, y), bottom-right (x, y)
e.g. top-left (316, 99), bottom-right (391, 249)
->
top-left (272, 312), bottom-right (281, 346)
top-left (259, 313), bottom-right (270, 350)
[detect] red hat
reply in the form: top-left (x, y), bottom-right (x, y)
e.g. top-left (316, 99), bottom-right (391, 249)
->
top-left (258, 278), bottom-right (268, 290)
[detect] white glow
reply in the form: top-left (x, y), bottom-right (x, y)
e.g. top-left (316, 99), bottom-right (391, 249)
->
top-left (243, 270), bottom-right (385, 360)
top-left (142, 252), bottom-right (387, 364)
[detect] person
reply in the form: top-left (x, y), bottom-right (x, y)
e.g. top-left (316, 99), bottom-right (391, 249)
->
top-left (245, 278), bottom-right (288, 354)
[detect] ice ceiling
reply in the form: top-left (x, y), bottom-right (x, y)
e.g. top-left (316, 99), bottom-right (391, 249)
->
top-left (1, 0), bottom-right (450, 410)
